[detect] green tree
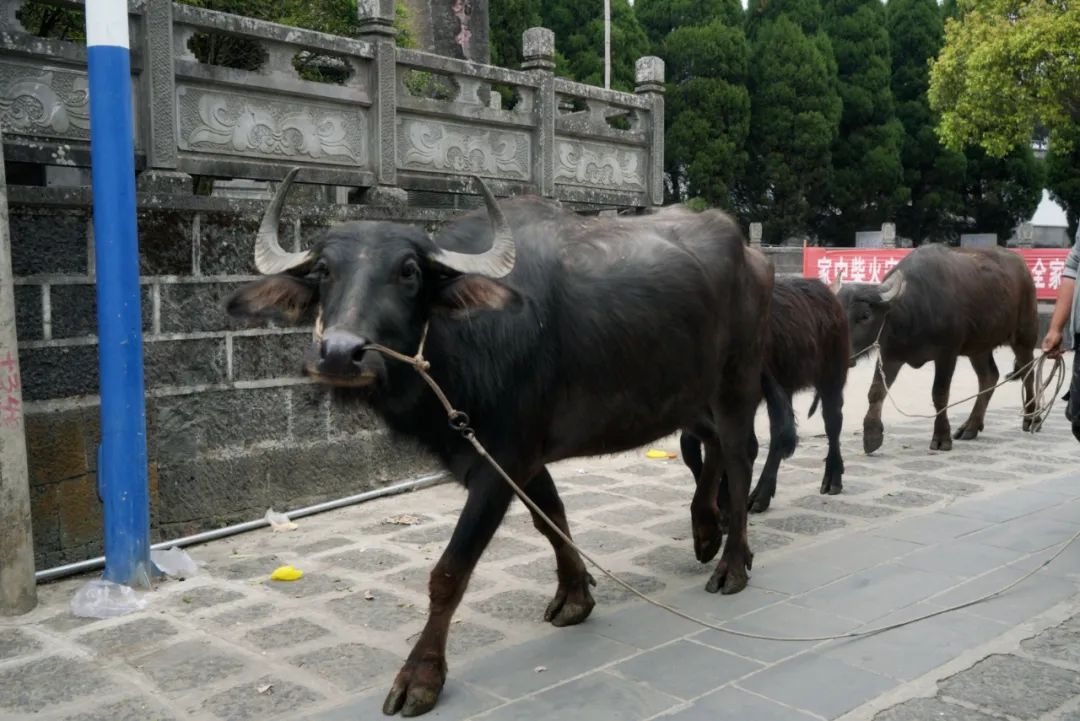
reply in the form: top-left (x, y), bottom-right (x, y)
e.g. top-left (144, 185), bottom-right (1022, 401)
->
top-left (821, 0), bottom-right (906, 242)
top-left (741, 13), bottom-right (841, 242)
top-left (637, 0), bottom-right (750, 207)
top-left (542, 0), bottom-right (650, 91)
top-left (959, 147), bottom-right (1043, 241)
top-left (1046, 129), bottom-right (1080, 241)
top-left (490, 1), bottom-right (542, 69)
top-left (887, 0), bottom-right (966, 243)
top-left (636, 0), bottom-right (741, 42)
top-left (929, 0), bottom-right (1080, 158)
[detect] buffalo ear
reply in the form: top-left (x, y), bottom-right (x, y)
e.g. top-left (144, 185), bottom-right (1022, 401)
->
top-left (433, 274), bottom-right (522, 315)
top-left (226, 275), bottom-right (318, 324)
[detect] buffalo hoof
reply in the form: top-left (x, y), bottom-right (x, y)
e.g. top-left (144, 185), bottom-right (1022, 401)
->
top-left (748, 482), bottom-right (773, 513)
top-left (694, 526), bottom-right (723, 564)
top-left (953, 421), bottom-right (982, 441)
top-left (704, 553), bottom-right (752, 595)
top-left (929, 434), bottom-right (953, 451)
top-left (820, 475), bottom-right (843, 495)
top-left (1023, 417), bottom-right (1036, 432)
top-left (863, 420), bottom-right (884, 454)
top-left (544, 573), bottom-right (596, 627)
top-left (383, 657), bottom-right (447, 717)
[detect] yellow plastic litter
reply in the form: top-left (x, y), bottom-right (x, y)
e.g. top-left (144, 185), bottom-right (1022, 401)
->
top-left (269, 565), bottom-right (303, 582)
top-left (645, 449), bottom-right (677, 459)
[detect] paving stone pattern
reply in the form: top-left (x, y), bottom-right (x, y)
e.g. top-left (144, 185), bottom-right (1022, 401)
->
top-left (3, 356), bottom-right (1080, 721)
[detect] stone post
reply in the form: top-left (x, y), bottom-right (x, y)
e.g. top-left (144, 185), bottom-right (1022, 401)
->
top-left (1018, 222), bottom-right (1035, 248)
top-left (523, 28), bottom-right (556, 198)
top-left (136, 0), bottom-right (191, 194)
top-left (749, 222), bottom-right (763, 248)
top-left (881, 222), bottom-right (896, 249)
top-left (358, 0), bottom-right (405, 207)
top-left (0, 126), bottom-right (36, 616)
top-left (635, 56), bottom-right (665, 207)
top-left (0, 2), bottom-right (25, 33)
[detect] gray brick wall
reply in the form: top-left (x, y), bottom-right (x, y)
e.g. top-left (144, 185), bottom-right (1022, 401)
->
top-left (10, 187), bottom-right (442, 569)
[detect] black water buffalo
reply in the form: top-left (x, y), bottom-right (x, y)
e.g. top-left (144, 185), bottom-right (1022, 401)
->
top-left (226, 169), bottom-right (794, 717)
top-left (681, 275), bottom-right (850, 514)
top-left (837, 244), bottom-right (1038, 453)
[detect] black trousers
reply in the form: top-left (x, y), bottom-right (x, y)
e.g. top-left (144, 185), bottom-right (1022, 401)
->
top-left (1068, 335), bottom-right (1080, 438)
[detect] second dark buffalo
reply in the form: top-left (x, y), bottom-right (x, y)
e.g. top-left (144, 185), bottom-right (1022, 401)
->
top-left (837, 244), bottom-right (1038, 453)
top-left (681, 275), bottom-right (850, 513)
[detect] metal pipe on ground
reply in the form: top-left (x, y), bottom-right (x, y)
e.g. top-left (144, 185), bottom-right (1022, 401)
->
top-left (0, 126), bottom-right (37, 616)
top-left (34, 472), bottom-right (448, 583)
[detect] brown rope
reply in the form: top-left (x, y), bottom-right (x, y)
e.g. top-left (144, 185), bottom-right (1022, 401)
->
top-left (365, 324), bottom-right (1079, 643)
top-left (853, 315), bottom-right (1065, 429)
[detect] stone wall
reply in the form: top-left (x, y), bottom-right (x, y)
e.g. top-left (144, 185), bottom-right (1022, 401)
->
top-left (11, 186), bottom-right (452, 569)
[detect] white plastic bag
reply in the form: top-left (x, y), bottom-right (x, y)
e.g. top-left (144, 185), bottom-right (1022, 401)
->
top-left (265, 508), bottom-right (298, 532)
top-left (71, 579), bottom-right (148, 619)
top-left (151, 546), bottom-right (200, 578)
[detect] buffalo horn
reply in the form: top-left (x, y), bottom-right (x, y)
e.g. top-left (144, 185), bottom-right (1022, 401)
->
top-left (429, 176), bottom-right (516, 278)
top-left (254, 167), bottom-right (313, 275)
top-left (879, 270), bottom-right (906, 302)
top-left (830, 269), bottom-right (844, 294)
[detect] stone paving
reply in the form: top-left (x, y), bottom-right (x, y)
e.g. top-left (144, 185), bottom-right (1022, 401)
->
top-left (2, 349), bottom-right (1079, 721)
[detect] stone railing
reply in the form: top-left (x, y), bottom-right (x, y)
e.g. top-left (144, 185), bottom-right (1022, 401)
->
top-left (0, 0), bottom-right (664, 209)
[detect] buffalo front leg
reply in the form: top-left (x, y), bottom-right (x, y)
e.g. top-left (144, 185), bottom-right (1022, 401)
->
top-left (524, 467), bottom-right (596, 627)
top-left (863, 358), bottom-right (902, 454)
top-left (930, 355), bottom-right (957, 450)
top-left (955, 352), bottom-right (998, 440)
top-left (383, 471), bottom-right (514, 717)
top-left (820, 384), bottom-right (845, 494)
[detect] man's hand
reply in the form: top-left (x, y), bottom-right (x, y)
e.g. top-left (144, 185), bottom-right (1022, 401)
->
top-left (1042, 328), bottom-right (1064, 358)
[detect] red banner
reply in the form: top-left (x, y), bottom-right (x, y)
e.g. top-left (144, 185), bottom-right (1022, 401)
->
top-left (802, 247), bottom-right (1070, 301)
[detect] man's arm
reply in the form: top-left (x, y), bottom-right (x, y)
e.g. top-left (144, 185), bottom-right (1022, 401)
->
top-left (1043, 236), bottom-right (1080, 357)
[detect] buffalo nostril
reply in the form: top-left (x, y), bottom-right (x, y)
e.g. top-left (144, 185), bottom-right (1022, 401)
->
top-left (319, 331), bottom-right (369, 373)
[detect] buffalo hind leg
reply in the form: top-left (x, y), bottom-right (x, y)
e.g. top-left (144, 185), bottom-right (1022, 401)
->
top-left (820, 384), bottom-right (845, 494)
top-left (383, 468), bottom-right (515, 717)
top-left (690, 434), bottom-right (725, 563)
top-left (955, 352), bottom-right (998, 440)
top-left (706, 398), bottom-right (757, 595)
top-left (864, 358), bottom-right (902, 454)
top-left (524, 468), bottom-right (596, 627)
top-left (930, 355), bottom-right (958, 450)
top-left (749, 428), bottom-right (781, 513)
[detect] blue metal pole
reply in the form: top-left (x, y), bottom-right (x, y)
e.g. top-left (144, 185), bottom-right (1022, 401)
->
top-left (85, 0), bottom-right (152, 588)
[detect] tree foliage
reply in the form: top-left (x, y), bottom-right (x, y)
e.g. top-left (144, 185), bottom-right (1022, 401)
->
top-left (821, 0), bottom-right (906, 241)
top-left (490, 1), bottom-right (542, 70)
top-left (741, 1), bottom-right (841, 243)
top-left (541, 0), bottom-right (650, 92)
top-left (929, 0), bottom-right (1080, 157)
top-left (637, 0), bottom-right (750, 208)
top-left (636, 0), bottom-right (742, 42)
top-left (1046, 128), bottom-right (1080, 241)
top-left (888, 0), bottom-right (966, 243)
top-left (959, 147), bottom-right (1043, 240)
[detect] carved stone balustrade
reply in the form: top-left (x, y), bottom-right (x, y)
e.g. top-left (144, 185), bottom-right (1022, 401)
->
top-left (0, 0), bottom-right (664, 210)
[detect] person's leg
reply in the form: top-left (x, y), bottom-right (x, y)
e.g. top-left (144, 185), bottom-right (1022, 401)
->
top-left (1070, 335), bottom-right (1080, 441)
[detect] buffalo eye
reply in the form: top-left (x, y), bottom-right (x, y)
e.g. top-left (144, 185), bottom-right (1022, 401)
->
top-left (400, 258), bottom-right (420, 282)
top-left (309, 259), bottom-right (329, 281)
top-left (858, 310), bottom-right (872, 323)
